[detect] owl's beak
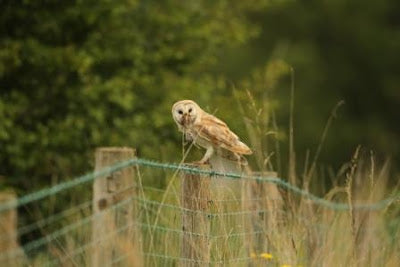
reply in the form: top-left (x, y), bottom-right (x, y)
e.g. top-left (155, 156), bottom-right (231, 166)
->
top-left (180, 113), bottom-right (190, 126)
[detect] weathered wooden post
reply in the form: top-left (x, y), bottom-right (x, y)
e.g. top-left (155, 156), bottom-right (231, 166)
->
top-left (91, 147), bottom-right (141, 267)
top-left (0, 190), bottom-right (25, 266)
top-left (181, 164), bottom-right (211, 266)
top-left (209, 155), bottom-right (242, 197)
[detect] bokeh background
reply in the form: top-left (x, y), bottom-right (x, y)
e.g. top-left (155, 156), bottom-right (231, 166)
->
top-left (1, 0), bottom-right (399, 194)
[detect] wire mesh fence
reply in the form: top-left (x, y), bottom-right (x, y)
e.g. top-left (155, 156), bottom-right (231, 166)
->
top-left (0, 151), bottom-right (399, 266)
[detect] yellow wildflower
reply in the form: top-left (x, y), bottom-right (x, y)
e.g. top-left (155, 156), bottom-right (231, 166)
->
top-left (260, 252), bottom-right (273, 260)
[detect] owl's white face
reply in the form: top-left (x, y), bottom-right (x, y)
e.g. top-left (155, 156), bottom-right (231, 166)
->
top-left (172, 100), bottom-right (201, 129)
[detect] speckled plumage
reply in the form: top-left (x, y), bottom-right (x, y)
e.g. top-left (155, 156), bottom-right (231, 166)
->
top-left (172, 100), bottom-right (252, 164)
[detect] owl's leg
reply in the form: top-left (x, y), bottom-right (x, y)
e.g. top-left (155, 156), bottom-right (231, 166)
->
top-left (197, 146), bottom-right (214, 165)
top-left (182, 132), bottom-right (191, 146)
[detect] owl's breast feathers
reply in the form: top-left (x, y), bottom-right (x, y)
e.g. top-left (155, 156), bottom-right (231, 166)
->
top-left (192, 114), bottom-right (252, 155)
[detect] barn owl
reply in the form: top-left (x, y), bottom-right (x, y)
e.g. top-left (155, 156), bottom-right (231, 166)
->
top-left (172, 100), bottom-right (252, 164)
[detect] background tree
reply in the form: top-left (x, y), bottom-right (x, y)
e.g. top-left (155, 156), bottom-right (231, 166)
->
top-left (0, 0), bottom-right (268, 192)
top-left (1, 0), bottom-right (399, 194)
top-left (219, 0), bottom-right (400, 173)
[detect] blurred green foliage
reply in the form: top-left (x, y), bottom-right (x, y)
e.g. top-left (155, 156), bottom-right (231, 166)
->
top-left (219, 0), bottom-right (400, 171)
top-left (0, 0), bottom-right (269, 190)
top-left (1, 0), bottom-right (399, 193)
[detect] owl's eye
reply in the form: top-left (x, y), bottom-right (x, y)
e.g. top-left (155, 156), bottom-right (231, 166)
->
top-left (188, 108), bottom-right (192, 113)
top-left (178, 110), bottom-right (183, 114)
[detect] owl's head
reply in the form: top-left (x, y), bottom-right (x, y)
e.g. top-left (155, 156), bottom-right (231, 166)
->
top-left (172, 100), bottom-right (201, 128)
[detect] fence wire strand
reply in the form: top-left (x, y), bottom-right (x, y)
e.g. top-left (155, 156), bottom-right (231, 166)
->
top-left (0, 158), bottom-right (398, 212)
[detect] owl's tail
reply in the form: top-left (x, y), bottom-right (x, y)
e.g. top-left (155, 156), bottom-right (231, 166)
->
top-left (235, 141), bottom-right (253, 155)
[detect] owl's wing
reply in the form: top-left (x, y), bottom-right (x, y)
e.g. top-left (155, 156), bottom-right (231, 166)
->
top-left (193, 113), bottom-right (252, 155)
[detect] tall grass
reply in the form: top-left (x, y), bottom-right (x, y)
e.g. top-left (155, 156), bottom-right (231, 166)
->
top-left (18, 154), bottom-right (398, 267)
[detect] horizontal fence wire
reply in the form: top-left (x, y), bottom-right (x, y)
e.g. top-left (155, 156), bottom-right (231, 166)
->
top-left (140, 184), bottom-right (283, 203)
top-left (136, 196), bottom-right (286, 218)
top-left (137, 198), bottom-right (383, 234)
top-left (0, 158), bottom-right (399, 213)
top-left (136, 197), bottom-right (341, 231)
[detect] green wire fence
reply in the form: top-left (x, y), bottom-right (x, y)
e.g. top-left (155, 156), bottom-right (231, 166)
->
top-left (0, 158), bottom-right (398, 213)
top-left (0, 155), bottom-right (398, 266)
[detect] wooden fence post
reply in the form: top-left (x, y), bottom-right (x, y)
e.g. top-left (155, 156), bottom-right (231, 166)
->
top-left (91, 147), bottom-right (141, 267)
top-left (181, 164), bottom-right (210, 266)
top-left (209, 155), bottom-right (242, 198)
top-left (0, 190), bottom-right (25, 266)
